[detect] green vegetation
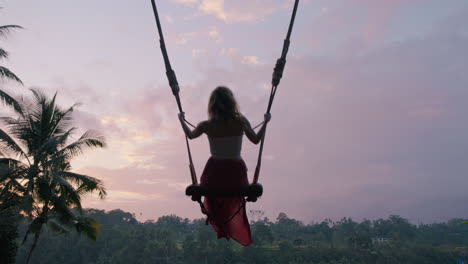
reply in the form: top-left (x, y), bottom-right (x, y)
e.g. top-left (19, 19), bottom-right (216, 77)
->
top-left (11, 209), bottom-right (468, 264)
top-left (0, 205), bottom-right (19, 264)
top-left (0, 23), bottom-right (23, 112)
top-left (0, 24), bottom-right (22, 84)
top-left (0, 89), bottom-right (107, 263)
top-left (0, 20), bottom-right (23, 264)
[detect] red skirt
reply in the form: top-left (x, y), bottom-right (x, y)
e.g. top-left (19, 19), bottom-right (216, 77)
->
top-left (200, 157), bottom-right (253, 246)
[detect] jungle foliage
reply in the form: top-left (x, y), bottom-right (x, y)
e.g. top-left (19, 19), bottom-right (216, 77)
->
top-left (9, 209), bottom-right (468, 264)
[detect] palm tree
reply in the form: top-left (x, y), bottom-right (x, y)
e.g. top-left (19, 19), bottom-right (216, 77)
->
top-left (0, 89), bottom-right (107, 264)
top-left (0, 24), bottom-right (23, 113)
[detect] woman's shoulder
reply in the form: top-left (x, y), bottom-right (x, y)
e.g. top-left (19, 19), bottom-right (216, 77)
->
top-left (198, 120), bottom-right (210, 130)
top-left (199, 120), bottom-right (210, 126)
top-left (236, 113), bottom-right (250, 127)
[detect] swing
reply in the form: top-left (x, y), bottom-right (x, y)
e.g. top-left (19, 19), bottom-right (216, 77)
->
top-left (150, 0), bottom-right (299, 203)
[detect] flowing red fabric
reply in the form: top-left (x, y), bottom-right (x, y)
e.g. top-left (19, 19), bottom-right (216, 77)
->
top-left (200, 157), bottom-right (253, 246)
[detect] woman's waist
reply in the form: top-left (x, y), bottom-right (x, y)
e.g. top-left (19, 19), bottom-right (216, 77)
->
top-left (208, 136), bottom-right (243, 158)
top-left (209, 154), bottom-right (243, 161)
top-left (209, 146), bottom-right (241, 157)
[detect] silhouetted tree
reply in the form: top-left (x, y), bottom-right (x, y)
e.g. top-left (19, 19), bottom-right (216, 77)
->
top-left (13, 210), bottom-right (466, 264)
top-left (0, 23), bottom-right (23, 112)
top-left (0, 89), bottom-right (106, 263)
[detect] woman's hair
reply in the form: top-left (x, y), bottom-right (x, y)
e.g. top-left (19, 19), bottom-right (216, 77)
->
top-left (208, 86), bottom-right (240, 120)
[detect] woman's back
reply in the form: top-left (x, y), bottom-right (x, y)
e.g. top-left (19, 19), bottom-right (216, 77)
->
top-left (205, 118), bottom-right (243, 138)
top-left (206, 118), bottom-right (243, 160)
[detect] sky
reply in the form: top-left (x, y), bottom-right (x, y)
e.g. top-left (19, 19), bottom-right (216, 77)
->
top-left (1, 0), bottom-right (468, 224)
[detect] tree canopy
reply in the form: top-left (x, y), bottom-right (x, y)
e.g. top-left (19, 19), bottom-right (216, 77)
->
top-left (12, 209), bottom-right (468, 264)
top-left (0, 89), bottom-right (107, 263)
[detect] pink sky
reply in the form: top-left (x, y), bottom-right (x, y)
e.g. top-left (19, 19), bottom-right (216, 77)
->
top-left (1, 0), bottom-right (468, 223)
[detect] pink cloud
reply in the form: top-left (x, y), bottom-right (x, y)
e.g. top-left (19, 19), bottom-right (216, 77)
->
top-left (173, 0), bottom-right (286, 24)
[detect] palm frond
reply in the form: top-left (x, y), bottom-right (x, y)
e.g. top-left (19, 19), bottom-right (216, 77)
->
top-left (0, 66), bottom-right (23, 84)
top-left (0, 89), bottom-right (23, 114)
top-left (57, 130), bottom-right (106, 159)
top-left (50, 105), bottom-right (77, 136)
top-left (0, 163), bottom-right (27, 192)
top-left (0, 176), bottom-right (18, 195)
top-left (0, 48), bottom-right (8, 59)
top-left (47, 219), bottom-right (69, 234)
top-left (75, 217), bottom-right (100, 241)
top-left (0, 128), bottom-right (27, 158)
top-left (42, 152), bottom-right (68, 170)
top-left (0, 25), bottom-right (23, 37)
top-left (0, 116), bottom-right (19, 126)
top-left (52, 173), bottom-right (82, 211)
top-left (48, 189), bottom-right (76, 223)
top-left (0, 117), bottom-right (33, 149)
top-left (79, 130), bottom-right (107, 148)
top-left (0, 192), bottom-right (21, 212)
top-left (60, 171), bottom-right (106, 199)
top-left (29, 89), bottom-right (48, 127)
top-left (27, 90), bottom-right (74, 147)
top-left (37, 128), bottom-right (75, 158)
top-left (41, 92), bottom-right (58, 137)
top-left (0, 177), bottom-right (26, 195)
top-left (30, 89), bottom-right (48, 106)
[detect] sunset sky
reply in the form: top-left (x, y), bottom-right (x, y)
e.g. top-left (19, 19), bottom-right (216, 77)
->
top-left (1, 0), bottom-right (468, 223)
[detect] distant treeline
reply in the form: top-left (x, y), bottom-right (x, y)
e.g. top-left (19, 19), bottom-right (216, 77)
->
top-left (7, 209), bottom-right (468, 264)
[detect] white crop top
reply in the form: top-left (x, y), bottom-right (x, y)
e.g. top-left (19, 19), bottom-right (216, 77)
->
top-left (208, 135), bottom-right (243, 159)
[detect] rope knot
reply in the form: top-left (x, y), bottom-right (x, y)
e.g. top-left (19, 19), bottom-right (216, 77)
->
top-left (166, 69), bottom-right (179, 95)
top-left (272, 58), bottom-right (286, 86)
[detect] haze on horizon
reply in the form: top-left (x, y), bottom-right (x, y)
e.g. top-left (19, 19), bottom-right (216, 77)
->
top-left (1, 0), bottom-right (467, 224)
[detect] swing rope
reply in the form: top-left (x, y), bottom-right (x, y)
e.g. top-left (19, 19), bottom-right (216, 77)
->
top-left (150, 0), bottom-right (197, 185)
top-left (150, 0), bottom-right (300, 198)
top-left (253, 0), bottom-right (299, 184)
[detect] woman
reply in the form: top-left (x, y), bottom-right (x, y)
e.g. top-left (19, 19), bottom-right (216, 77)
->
top-left (178, 86), bottom-right (271, 246)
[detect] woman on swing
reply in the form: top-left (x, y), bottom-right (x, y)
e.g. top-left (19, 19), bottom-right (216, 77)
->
top-left (178, 86), bottom-right (271, 246)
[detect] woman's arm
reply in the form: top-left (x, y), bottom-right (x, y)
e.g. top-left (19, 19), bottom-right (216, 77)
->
top-left (240, 113), bottom-right (271, 144)
top-left (178, 113), bottom-right (207, 139)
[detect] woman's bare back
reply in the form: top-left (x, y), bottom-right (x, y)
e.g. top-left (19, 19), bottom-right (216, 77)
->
top-left (205, 118), bottom-right (243, 138)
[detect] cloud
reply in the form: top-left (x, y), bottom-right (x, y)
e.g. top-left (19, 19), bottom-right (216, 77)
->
top-left (106, 191), bottom-right (166, 202)
top-left (173, 0), bottom-right (284, 23)
top-left (175, 31), bottom-right (198, 45)
top-left (173, 0), bottom-right (199, 6)
top-left (171, 27), bottom-right (223, 46)
top-left (200, 0), bottom-right (282, 23)
top-left (207, 26), bottom-right (222, 42)
top-left (241, 56), bottom-right (262, 65)
top-left (164, 14), bottom-right (174, 24)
